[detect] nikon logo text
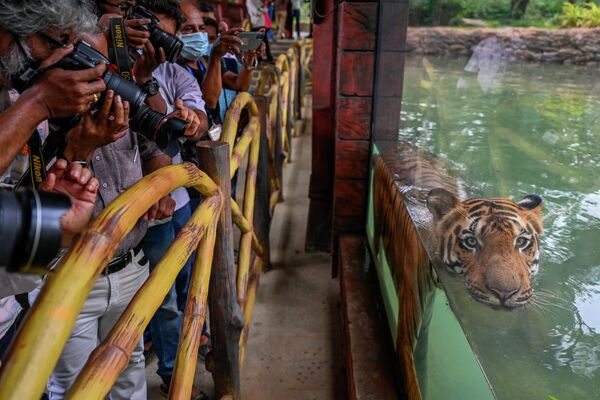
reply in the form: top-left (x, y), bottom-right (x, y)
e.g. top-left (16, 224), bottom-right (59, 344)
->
top-left (31, 155), bottom-right (43, 184)
top-left (114, 24), bottom-right (125, 48)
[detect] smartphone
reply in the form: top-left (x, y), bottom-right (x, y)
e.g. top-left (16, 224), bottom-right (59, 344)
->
top-left (237, 32), bottom-right (265, 52)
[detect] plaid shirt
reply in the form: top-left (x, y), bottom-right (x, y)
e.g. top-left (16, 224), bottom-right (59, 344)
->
top-left (90, 130), bottom-right (164, 257)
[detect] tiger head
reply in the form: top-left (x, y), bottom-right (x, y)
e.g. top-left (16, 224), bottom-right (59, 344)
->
top-left (426, 188), bottom-right (543, 308)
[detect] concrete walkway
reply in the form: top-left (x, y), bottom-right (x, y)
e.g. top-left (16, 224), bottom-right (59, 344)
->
top-left (240, 115), bottom-right (339, 399)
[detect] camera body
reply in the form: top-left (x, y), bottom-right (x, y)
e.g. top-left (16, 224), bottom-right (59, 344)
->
top-left (0, 189), bottom-right (70, 273)
top-left (52, 41), bottom-right (186, 156)
top-left (127, 5), bottom-right (183, 63)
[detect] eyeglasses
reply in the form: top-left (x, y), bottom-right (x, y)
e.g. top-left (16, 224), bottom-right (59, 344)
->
top-left (38, 32), bottom-right (68, 49)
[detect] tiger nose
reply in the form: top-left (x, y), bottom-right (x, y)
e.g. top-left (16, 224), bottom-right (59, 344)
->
top-left (489, 286), bottom-right (520, 302)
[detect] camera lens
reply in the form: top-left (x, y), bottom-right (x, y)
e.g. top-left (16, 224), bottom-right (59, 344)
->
top-left (131, 108), bottom-right (186, 157)
top-left (103, 71), bottom-right (147, 111)
top-left (0, 189), bottom-right (71, 272)
top-left (149, 28), bottom-right (183, 63)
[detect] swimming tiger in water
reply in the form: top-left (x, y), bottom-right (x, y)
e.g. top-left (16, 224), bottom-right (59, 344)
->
top-left (374, 142), bottom-right (543, 309)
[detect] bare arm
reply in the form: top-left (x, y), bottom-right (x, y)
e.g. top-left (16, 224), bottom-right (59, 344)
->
top-left (222, 46), bottom-right (262, 92)
top-left (202, 29), bottom-right (243, 109)
top-left (0, 90), bottom-right (51, 174)
top-left (200, 56), bottom-right (223, 109)
top-left (222, 68), bottom-right (252, 92)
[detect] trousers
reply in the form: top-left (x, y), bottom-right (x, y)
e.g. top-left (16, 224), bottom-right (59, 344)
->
top-left (47, 250), bottom-right (149, 400)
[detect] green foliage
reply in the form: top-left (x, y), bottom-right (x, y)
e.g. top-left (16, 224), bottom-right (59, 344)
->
top-left (407, 0), bottom-right (600, 28)
top-left (560, 2), bottom-right (600, 28)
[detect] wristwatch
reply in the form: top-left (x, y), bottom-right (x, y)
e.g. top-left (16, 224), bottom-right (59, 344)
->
top-left (141, 77), bottom-right (160, 97)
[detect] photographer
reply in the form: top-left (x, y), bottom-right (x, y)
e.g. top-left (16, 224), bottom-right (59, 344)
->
top-left (0, 0), bottom-right (106, 174)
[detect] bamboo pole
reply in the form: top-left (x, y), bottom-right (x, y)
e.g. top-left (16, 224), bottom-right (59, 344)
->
top-left (169, 209), bottom-right (219, 400)
top-left (230, 200), bottom-right (264, 256)
top-left (67, 197), bottom-right (222, 400)
top-left (251, 96), bottom-right (272, 267)
top-left (286, 48), bottom-right (298, 139)
top-left (236, 134), bottom-right (261, 308)
top-left (197, 142), bottom-right (243, 400)
top-left (221, 92), bottom-right (261, 158)
top-left (0, 163), bottom-right (218, 400)
top-left (230, 120), bottom-right (260, 175)
top-left (239, 256), bottom-right (265, 366)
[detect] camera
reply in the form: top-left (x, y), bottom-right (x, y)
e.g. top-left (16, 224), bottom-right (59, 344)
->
top-left (126, 5), bottom-right (183, 63)
top-left (53, 41), bottom-right (186, 156)
top-left (0, 189), bottom-right (71, 273)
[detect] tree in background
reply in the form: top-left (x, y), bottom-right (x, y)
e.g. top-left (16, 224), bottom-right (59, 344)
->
top-left (510, 0), bottom-right (529, 18)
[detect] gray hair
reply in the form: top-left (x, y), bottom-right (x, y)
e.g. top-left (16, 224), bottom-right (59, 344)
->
top-left (0, 0), bottom-right (98, 76)
top-left (0, 0), bottom-right (98, 38)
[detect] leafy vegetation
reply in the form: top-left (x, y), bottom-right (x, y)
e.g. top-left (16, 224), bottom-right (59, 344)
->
top-left (409, 0), bottom-right (600, 28)
top-left (560, 2), bottom-right (600, 27)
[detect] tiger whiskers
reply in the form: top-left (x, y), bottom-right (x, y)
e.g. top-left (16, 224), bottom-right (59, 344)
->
top-left (530, 290), bottom-right (575, 316)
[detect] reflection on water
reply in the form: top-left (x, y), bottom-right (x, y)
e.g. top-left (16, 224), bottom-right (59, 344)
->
top-left (395, 55), bottom-right (600, 399)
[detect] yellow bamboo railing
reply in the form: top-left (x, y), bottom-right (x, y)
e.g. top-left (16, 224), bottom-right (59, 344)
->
top-left (0, 163), bottom-right (223, 400)
top-left (286, 47), bottom-right (299, 137)
top-left (220, 92), bottom-right (265, 313)
top-left (275, 53), bottom-right (291, 162)
top-left (255, 66), bottom-right (284, 212)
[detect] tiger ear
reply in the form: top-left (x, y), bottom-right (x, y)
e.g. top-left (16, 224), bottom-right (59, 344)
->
top-left (518, 194), bottom-right (542, 211)
top-left (518, 194), bottom-right (543, 234)
top-left (427, 188), bottom-right (459, 221)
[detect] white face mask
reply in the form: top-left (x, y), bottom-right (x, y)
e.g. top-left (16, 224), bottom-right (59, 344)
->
top-left (179, 32), bottom-right (209, 60)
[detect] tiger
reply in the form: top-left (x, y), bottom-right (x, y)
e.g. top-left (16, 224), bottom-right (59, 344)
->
top-left (374, 142), bottom-right (543, 309)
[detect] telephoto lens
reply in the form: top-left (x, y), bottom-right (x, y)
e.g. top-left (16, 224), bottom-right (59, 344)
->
top-left (0, 189), bottom-right (71, 273)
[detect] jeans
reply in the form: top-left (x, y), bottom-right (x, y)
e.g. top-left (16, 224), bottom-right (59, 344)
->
top-left (143, 222), bottom-right (182, 382)
top-left (172, 203), bottom-right (194, 313)
top-left (47, 251), bottom-right (149, 400)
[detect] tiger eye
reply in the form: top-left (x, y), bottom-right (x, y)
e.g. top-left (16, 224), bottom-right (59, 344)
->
top-left (464, 237), bottom-right (478, 247)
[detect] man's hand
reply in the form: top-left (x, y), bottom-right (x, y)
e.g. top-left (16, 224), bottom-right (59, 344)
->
top-left (174, 99), bottom-right (202, 139)
top-left (211, 27), bottom-right (243, 59)
top-left (24, 45), bottom-right (107, 118)
top-left (98, 15), bottom-right (153, 50)
top-left (243, 42), bottom-right (265, 68)
top-left (145, 195), bottom-right (176, 221)
top-left (39, 159), bottom-right (99, 245)
top-left (125, 18), bottom-right (153, 50)
top-left (133, 40), bottom-right (166, 84)
top-left (63, 90), bottom-right (130, 162)
top-left (142, 154), bottom-right (175, 221)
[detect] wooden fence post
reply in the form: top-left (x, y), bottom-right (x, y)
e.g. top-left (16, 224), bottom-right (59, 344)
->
top-left (252, 96), bottom-right (272, 268)
top-left (197, 142), bottom-right (243, 399)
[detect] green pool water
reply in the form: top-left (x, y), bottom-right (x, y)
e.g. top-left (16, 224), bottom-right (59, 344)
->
top-left (395, 55), bottom-right (600, 399)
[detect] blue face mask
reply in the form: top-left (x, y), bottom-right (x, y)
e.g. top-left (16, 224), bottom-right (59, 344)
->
top-left (179, 32), bottom-right (209, 61)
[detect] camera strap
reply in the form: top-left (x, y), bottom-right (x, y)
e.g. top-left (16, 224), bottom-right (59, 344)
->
top-left (15, 130), bottom-right (66, 189)
top-left (110, 18), bottom-right (134, 81)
